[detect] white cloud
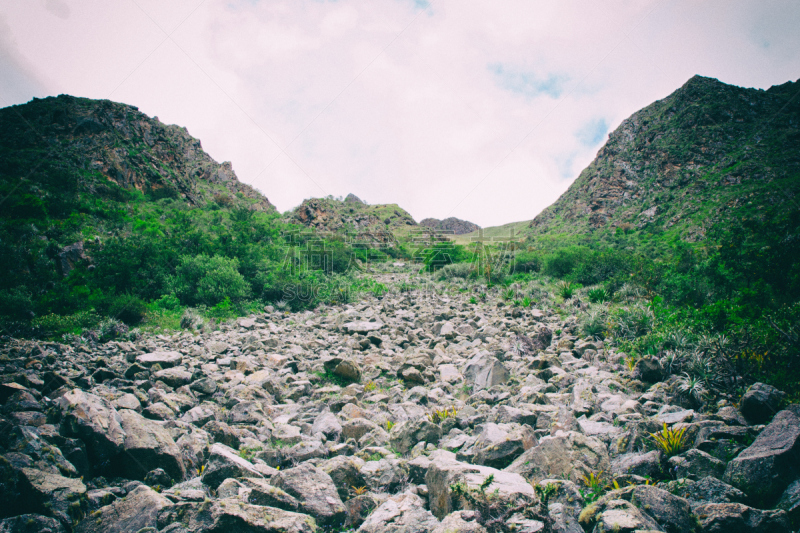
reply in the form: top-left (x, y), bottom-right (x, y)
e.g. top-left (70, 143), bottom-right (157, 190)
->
top-left (1, 0), bottom-right (799, 227)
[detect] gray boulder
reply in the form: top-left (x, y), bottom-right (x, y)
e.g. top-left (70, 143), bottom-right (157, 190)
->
top-left (739, 382), bottom-right (785, 424)
top-left (610, 451), bottom-right (662, 478)
top-left (321, 455), bottom-right (367, 500)
top-left (693, 502), bottom-right (790, 533)
top-left (157, 499), bottom-right (316, 532)
top-left (472, 423), bottom-right (536, 469)
top-left (632, 356), bottom-right (662, 383)
top-left (55, 389), bottom-right (126, 465)
top-left (75, 485), bottom-right (169, 533)
top-left (506, 431), bottom-right (610, 484)
top-left (135, 351), bottom-right (182, 368)
top-left (426, 450), bottom-right (536, 520)
top-left (431, 510), bottom-right (487, 533)
top-left (776, 478), bottom-right (800, 523)
top-left (0, 455), bottom-right (87, 526)
top-left (724, 407), bottom-right (800, 504)
top-left (357, 492), bottom-right (439, 533)
top-left (201, 443), bottom-right (264, 489)
top-left (388, 418), bottom-right (442, 455)
top-left (116, 409), bottom-right (186, 482)
top-left (668, 448), bottom-right (725, 480)
top-left (0, 515), bottom-right (66, 533)
top-left (463, 352), bottom-right (510, 390)
top-left (270, 463), bottom-right (346, 526)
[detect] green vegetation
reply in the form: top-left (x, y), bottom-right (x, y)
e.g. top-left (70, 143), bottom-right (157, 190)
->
top-left (649, 423), bottom-right (689, 457)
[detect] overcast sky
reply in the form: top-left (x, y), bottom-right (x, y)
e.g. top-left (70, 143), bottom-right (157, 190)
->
top-left (1, 0), bottom-right (799, 227)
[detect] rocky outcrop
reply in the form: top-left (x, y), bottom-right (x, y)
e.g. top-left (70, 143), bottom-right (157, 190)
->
top-left (419, 217), bottom-right (481, 235)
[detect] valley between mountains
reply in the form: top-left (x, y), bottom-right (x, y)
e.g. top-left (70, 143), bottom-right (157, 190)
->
top-left (0, 75), bottom-right (799, 533)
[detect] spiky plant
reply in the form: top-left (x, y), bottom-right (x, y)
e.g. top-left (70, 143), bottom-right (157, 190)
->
top-left (677, 372), bottom-right (707, 403)
top-left (650, 422), bottom-right (688, 457)
top-left (587, 287), bottom-right (610, 303)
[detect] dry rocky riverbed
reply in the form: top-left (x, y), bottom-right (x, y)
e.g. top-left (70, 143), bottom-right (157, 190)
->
top-left (0, 267), bottom-right (799, 533)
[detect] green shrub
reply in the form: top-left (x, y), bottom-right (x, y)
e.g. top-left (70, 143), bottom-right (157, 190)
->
top-left (513, 251), bottom-right (542, 273)
top-left (175, 254), bottom-right (251, 306)
top-left (0, 288), bottom-right (34, 320)
top-left (107, 293), bottom-right (148, 325)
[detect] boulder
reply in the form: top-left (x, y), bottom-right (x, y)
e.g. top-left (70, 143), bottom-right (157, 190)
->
top-left (323, 357), bottom-right (362, 382)
top-left (426, 450), bottom-right (536, 520)
top-left (388, 418), bottom-right (442, 455)
top-left (116, 409), bottom-right (186, 482)
top-left (776, 478), bottom-right (800, 523)
top-left (74, 485), bottom-right (169, 533)
top-left (739, 382), bottom-right (785, 424)
top-left (625, 484), bottom-right (696, 533)
top-left (724, 407), bottom-right (800, 504)
top-left (153, 367), bottom-right (193, 388)
top-left (201, 443), bottom-right (263, 489)
top-left (0, 515), bottom-right (66, 533)
top-left (472, 423), bottom-right (536, 469)
top-left (55, 389), bottom-right (126, 466)
top-left (693, 502), bottom-right (790, 533)
top-left (463, 352), bottom-right (510, 390)
top-left (431, 510), bottom-right (487, 533)
top-left (632, 356), bottom-right (662, 383)
top-left (320, 455), bottom-right (366, 501)
top-left (585, 499), bottom-right (660, 533)
top-left (668, 476), bottom-right (746, 506)
top-left (668, 448), bottom-right (725, 480)
top-left (135, 351), bottom-right (182, 368)
top-left (244, 478), bottom-right (300, 512)
top-left (506, 431), bottom-right (610, 484)
top-left (312, 411), bottom-right (342, 440)
top-left (357, 492), bottom-right (439, 533)
top-left (157, 499), bottom-right (316, 532)
top-left (0, 455), bottom-right (87, 526)
top-left (360, 458), bottom-right (407, 493)
top-left (610, 451), bottom-right (662, 478)
top-left (342, 321), bottom-right (384, 334)
top-left (270, 463), bottom-right (346, 526)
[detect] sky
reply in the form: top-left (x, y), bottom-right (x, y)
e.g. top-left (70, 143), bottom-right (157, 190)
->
top-left (1, 1), bottom-right (799, 228)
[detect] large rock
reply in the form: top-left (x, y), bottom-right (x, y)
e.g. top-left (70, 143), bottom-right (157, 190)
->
top-left (357, 492), bottom-right (439, 533)
top-left (75, 485), bottom-right (169, 533)
top-left (463, 352), bottom-right (510, 390)
top-left (724, 407), bottom-right (800, 504)
top-left (625, 484), bottom-right (696, 533)
top-left (610, 451), bottom-right (662, 478)
top-left (0, 455), bottom-right (87, 526)
top-left (55, 389), bottom-right (126, 466)
top-left (342, 321), bottom-right (384, 334)
top-left (157, 499), bottom-right (316, 533)
top-left (320, 455), bottom-right (366, 501)
top-left (201, 443), bottom-right (263, 489)
top-left (693, 502), bottom-right (790, 533)
top-left (426, 450), bottom-right (536, 520)
top-left (153, 367), bottom-right (193, 388)
top-left (135, 351), bottom-right (182, 368)
top-left (431, 510), bottom-right (487, 533)
top-left (116, 409), bottom-right (186, 482)
top-left (506, 431), bottom-right (610, 484)
top-left (270, 463), bottom-right (346, 526)
top-left (739, 382), bottom-right (785, 424)
top-left (0, 515), bottom-right (66, 533)
top-left (311, 411), bottom-right (342, 440)
top-left (632, 356), bottom-right (662, 382)
top-left (323, 357), bottom-right (362, 382)
top-left (388, 418), bottom-right (442, 455)
top-left (472, 423), bottom-right (536, 469)
top-left (777, 478), bottom-right (800, 523)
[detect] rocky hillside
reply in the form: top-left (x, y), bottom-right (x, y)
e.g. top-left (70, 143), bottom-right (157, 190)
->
top-left (0, 263), bottom-right (797, 532)
top-left (419, 217), bottom-right (481, 235)
top-left (486, 75), bottom-right (800, 242)
top-left (0, 94), bottom-right (275, 212)
top-left (286, 195), bottom-right (418, 244)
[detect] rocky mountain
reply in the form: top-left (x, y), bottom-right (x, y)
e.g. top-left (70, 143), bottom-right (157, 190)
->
top-left (419, 217), bottom-right (481, 235)
top-left (0, 94), bottom-right (275, 212)
top-left (286, 195), bottom-right (417, 244)
top-left (0, 263), bottom-right (797, 532)
top-left (490, 75), bottom-right (800, 242)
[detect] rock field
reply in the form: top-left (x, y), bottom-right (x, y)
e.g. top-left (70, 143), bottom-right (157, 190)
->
top-left (0, 265), bottom-right (798, 532)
